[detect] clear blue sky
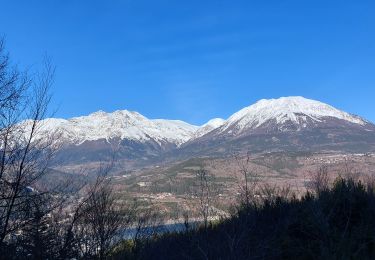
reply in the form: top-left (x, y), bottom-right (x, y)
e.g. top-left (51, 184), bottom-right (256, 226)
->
top-left (1, 0), bottom-right (374, 125)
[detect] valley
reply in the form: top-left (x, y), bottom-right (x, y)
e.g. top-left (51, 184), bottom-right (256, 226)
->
top-left (35, 96), bottom-right (375, 217)
top-left (106, 152), bottom-right (375, 218)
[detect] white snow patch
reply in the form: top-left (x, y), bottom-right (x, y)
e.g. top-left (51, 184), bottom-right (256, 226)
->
top-left (31, 110), bottom-right (199, 146)
top-left (194, 118), bottom-right (225, 138)
top-left (22, 97), bottom-right (371, 146)
top-left (220, 96), bottom-right (367, 133)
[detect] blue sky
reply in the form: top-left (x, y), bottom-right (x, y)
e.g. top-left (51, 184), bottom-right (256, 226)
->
top-left (1, 0), bottom-right (374, 125)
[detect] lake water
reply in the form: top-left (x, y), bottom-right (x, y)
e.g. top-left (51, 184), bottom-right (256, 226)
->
top-left (122, 222), bottom-right (200, 239)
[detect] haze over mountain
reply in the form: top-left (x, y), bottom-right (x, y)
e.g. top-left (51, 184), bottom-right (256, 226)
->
top-left (34, 96), bottom-right (375, 170)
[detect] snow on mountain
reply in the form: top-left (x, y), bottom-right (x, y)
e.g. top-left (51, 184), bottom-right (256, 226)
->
top-left (36, 110), bottom-right (199, 146)
top-left (203, 118), bottom-right (226, 129)
top-left (28, 96), bottom-right (373, 150)
top-left (21, 96), bottom-right (375, 168)
top-left (151, 119), bottom-right (199, 145)
top-left (219, 96), bottom-right (367, 134)
top-left (194, 118), bottom-right (225, 138)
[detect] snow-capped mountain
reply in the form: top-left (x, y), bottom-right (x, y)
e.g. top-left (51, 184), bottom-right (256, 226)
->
top-left (193, 118), bottom-right (225, 138)
top-left (35, 96), bottom-right (375, 170)
top-left (33, 110), bottom-right (199, 168)
top-left (177, 96), bottom-right (375, 158)
top-left (38, 110), bottom-right (198, 147)
top-left (217, 96), bottom-right (369, 135)
top-left (41, 96), bottom-right (372, 148)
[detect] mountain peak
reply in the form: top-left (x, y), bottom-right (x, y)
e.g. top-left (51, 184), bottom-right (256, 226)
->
top-left (89, 110), bottom-right (107, 116)
top-left (88, 109), bottom-right (142, 118)
top-left (193, 118), bottom-right (226, 138)
top-left (30, 96), bottom-right (375, 169)
top-left (31, 96), bottom-right (373, 152)
top-left (220, 96), bottom-right (367, 134)
top-left (202, 118), bottom-right (225, 127)
top-left (35, 109), bottom-right (198, 146)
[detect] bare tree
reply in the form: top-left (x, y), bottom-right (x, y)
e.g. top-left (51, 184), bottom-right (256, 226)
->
top-left (183, 210), bottom-right (190, 232)
top-left (309, 165), bottom-right (330, 195)
top-left (127, 200), bottom-right (164, 258)
top-left (259, 183), bottom-right (293, 203)
top-left (0, 37), bottom-right (142, 259)
top-left (77, 178), bottom-right (127, 259)
top-left (233, 152), bottom-right (259, 206)
top-left (0, 38), bottom-right (57, 253)
top-left (340, 158), bottom-right (361, 181)
top-left (17, 192), bottom-right (61, 259)
top-left (191, 168), bottom-right (218, 229)
top-left (46, 160), bottom-right (131, 259)
top-left (364, 173), bottom-right (375, 193)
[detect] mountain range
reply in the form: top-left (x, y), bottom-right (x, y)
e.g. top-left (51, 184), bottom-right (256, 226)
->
top-left (35, 96), bottom-right (375, 170)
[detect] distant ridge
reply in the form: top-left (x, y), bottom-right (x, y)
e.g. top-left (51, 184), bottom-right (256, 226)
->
top-left (27, 96), bottom-right (375, 169)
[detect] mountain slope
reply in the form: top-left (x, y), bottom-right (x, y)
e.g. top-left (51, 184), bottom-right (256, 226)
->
top-left (219, 96), bottom-right (368, 135)
top-left (30, 96), bottom-right (375, 170)
top-left (193, 118), bottom-right (225, 138)
top-left (39, 110), bottom-right (198, 146)
top-left (177, 97), bottom-right (375, 158)
top-left (34, 110), bottom-right (199, 168)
